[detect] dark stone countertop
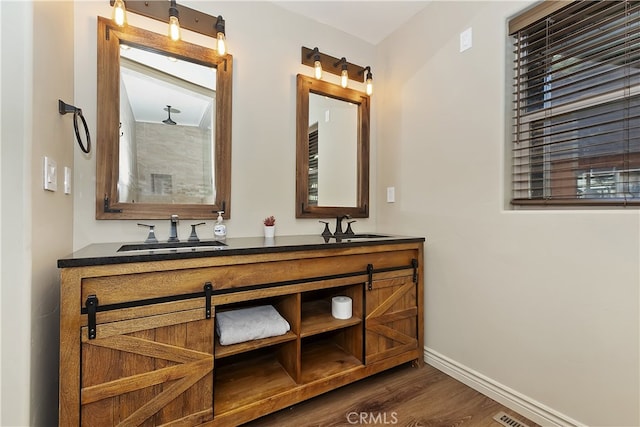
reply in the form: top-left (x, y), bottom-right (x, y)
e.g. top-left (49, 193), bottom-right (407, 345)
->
top-left (58, 234), bottom-right (425, 268)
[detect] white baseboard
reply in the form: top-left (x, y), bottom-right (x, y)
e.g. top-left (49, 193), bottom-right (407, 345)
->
top-left (424, 347), bottom-right (584, 427)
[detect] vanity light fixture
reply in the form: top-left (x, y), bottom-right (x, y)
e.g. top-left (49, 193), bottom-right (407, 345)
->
top-left (301, 47), bottom-right (370, 95)
top-left (335, 57), bottom-right (349, 88)
top-left (111, 0), bottom-right (127, 27)
top-left (168, 0), bottom-right (181, 41)
top-left (108, 1), bottom-right (228, 54)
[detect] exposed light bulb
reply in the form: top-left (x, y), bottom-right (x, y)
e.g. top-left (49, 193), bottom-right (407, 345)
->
top-left (217, 32), bottom-right (227, 56)
top-left (215, 16), bottom-right (227, 55)
top-left (169, 15), bottom-right (181, 41)
top-left (336, 57), bottom-right (349, 88)
top-left (366, 69), bottom-right (373, 96)
top-left (168, 1), bottom-right (181, 41)
top-left (314, 58), bottom-right (322, 79)
top-left (112, 0), bottom-right (127, 27)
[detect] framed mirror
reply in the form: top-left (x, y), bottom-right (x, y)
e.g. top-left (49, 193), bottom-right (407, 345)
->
top-left (296, 74), bottom-right (370, 218)
top-left (96, 16), bottom-right (232, 219)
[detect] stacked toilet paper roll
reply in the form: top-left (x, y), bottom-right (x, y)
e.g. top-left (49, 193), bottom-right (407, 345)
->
top-left (331, 296), bottom-right (352, 319)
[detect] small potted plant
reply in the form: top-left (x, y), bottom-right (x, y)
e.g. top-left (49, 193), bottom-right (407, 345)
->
top-left (263, 215), bottom-right (276, 238)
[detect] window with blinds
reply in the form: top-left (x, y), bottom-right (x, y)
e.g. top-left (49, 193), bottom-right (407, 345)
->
top-left (511, 1), bottom-right (640, 206)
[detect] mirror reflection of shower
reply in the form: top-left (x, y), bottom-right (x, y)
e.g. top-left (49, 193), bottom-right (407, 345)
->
top-left (117, 44), bottom-right (217, 205)
top-left (163, 105), bottom-right (180, 125)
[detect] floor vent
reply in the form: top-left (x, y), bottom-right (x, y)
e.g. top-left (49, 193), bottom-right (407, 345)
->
top-left (493, 411), bottom-right (530, 427)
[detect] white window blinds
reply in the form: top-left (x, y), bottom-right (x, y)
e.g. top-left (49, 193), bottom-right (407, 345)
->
top-left (511, 1), bottom-right (640, 205)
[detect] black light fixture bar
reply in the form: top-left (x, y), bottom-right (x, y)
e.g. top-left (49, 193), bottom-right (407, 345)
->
top-left (301, 46), bottom-right (365, 82)
top-left (110, 0), bottom-right (222, 38)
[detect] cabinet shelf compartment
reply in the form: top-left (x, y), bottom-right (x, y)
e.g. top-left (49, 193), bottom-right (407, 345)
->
top-left (300, 300), bottom-right (361, 338)
top-left (300, 334), bottom-right (363, 384)
top-left (214, 346), bottom-right (297, 416)
top-left (300, 285), bottom-right (362, 338)
top-left (214, 294), bottom-right (299, 360)
top-left (215, 331), bottom-right (297, 359)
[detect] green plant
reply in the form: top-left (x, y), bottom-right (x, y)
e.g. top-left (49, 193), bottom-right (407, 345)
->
top-left (263, 215), bottom-right (276, 226)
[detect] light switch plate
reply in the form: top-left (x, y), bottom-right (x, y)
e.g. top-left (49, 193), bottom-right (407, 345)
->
top-left (386, 187), bottom-right (395, 203)
top-left (460, 27), bottom-right (472, 52)
top-left (43, 156), bottom-right (57, 192)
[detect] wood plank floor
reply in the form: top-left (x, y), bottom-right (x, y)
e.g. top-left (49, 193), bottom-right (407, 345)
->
top-left (244, 363), bottom-right (540, 427)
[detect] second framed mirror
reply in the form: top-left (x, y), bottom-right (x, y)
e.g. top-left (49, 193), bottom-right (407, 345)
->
top-left (295, 74), bottom-right (370, 218)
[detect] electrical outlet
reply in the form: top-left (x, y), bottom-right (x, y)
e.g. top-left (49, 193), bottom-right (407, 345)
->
top-left (43, 156), bottom-right (57, 192)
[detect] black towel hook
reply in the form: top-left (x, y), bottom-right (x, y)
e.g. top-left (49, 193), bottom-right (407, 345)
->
top-left (58, 100), bottom-right (91, 154)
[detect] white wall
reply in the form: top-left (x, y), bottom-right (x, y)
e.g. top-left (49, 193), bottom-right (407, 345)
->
top-left (1, 1), bottom-right (74, 425)
top-left (0, 1), bottom-right (3, 421)
top-left (376, 2), bottom-right (640, 426)
top-left (30, 3), bottom-right (75, 425)
top-left (1, 3), bottom-right (33, 424)
top-left (73, 1), bottom-right (377, 249)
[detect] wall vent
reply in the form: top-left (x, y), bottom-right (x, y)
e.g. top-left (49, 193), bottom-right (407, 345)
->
top-left (493, 411), bottom-right (530, 427)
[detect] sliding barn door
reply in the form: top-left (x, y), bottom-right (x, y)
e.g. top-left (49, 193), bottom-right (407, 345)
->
top-left (80, 302), bottom-right (214, 426)
top-left (365, 271), bottom-right (418, 364)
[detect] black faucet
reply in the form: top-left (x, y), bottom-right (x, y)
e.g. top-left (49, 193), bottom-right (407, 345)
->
top-left (319, 220), bottom-right (332, 237)
top-left (345, 220), bottom-right (356, 236)
top-left (168, 214), bottom-right (180, 242)
top-left (137, 223), bottom-right (158, 244)
top-left (188, 222), bottom-right (206, 242)
top-left (334, 215), bottom-right (351, 237)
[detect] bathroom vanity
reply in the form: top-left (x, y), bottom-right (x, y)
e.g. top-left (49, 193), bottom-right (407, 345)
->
top-left (58, 234), bottom-right (424, 426)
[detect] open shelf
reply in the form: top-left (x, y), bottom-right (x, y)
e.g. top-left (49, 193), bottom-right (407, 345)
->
top-left (214, 350), bottom-right (297, 415)
top-left (300, 299), bottom-right (361, 338)
top-left (215, 331), bottom-right (297, 359)
top-left (300, 338), bottom-right (363, 384)
top-left (214, 294), bottom-right (298, 359)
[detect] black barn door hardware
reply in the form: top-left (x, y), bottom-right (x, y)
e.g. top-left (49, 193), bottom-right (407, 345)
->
top-left (204, 282), bottom-right (213, 319)
top-left (85, 295), bottom-right (99, 340)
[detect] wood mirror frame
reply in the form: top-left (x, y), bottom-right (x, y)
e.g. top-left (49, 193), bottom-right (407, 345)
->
top-left (96, 16), bottom-right (232, 220)
top-left (296, 74), bottom-right (370, 218)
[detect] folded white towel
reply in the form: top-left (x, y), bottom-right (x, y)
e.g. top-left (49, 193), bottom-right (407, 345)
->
top-left (216, 305), bottom-right (291, 346)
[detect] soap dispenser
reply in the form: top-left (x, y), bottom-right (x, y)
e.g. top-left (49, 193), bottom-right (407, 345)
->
top-left (214, 211), bottom-right (226, 240)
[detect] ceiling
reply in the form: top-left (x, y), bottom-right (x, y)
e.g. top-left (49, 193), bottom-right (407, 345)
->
top-left (272, 1), bottom-right (430, 45)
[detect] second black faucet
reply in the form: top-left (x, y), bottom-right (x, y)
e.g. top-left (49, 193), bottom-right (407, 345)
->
top-left (168, 214), bottom-right (180, 242)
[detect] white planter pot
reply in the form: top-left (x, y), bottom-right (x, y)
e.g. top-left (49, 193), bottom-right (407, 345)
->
top-left (264, 225), bottom-right (275, 238)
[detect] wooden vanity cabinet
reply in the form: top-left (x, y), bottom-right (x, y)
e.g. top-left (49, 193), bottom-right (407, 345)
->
top-left (59, 242), bottom-right (423, 426)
